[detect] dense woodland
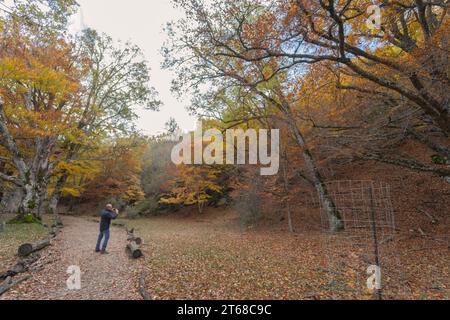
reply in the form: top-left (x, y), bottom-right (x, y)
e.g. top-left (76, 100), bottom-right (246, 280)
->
top-left (0, 0), bottom-right (449, 233)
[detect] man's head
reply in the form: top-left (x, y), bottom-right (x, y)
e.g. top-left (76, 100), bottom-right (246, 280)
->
top-left (106, 204), bottom-right (113, 211)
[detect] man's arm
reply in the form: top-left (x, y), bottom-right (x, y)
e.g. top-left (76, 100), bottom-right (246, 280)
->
top-left (101, 210), bottom-right (119, 220)
top-left (112, 209), bottom-right (119, 219)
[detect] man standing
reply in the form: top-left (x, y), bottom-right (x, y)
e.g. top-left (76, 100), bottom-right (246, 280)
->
top-left (95, 204), bottom-right (119, 254)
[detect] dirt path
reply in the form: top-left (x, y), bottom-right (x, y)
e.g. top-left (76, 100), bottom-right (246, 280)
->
top-left (1, 216), bottom-right (142, 300)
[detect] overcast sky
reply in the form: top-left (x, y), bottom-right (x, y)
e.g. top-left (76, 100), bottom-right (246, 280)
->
top-left (70, 0), bottom-right (197, 136)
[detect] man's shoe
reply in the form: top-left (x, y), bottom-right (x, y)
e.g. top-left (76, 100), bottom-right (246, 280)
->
top-left (101, 250), bottom-right (109, 254)
top-left (95, 249), bottom-right (101, 253)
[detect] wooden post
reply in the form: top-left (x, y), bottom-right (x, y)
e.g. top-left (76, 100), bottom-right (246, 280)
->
top-left (369, 184), bottom-right (383, 301)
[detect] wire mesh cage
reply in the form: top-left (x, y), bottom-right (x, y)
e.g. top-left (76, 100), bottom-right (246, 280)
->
top-left (319, 180), bottom-right (399, 299)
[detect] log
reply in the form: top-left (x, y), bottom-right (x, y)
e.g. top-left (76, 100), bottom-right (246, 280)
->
top-left (126, 241), bottom-right (143, 259)
top-left (18, 238), bottom-right (51, 257)
top-left (139, 272), bottom-right (152, 300)
top-left (126, 228), bottom-right (143, 245)
top-left (0, 253), bottom-right (40, 281)
top-left (128, 236), bottom-right (142, 245)
top-left (50, 225), bottom-right (62, 238)
top-left (0, 275), bottom-right (31, 296)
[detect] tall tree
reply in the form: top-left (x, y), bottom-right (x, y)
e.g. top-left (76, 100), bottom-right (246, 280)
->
top-left (48, 28), bottom-right (161, 216)
top-left (0, 2), bottom-right (161, 220)
top-left (163, 0), bottom-right (345, 231)
top-left (0, 0), bottom-right (82, 219)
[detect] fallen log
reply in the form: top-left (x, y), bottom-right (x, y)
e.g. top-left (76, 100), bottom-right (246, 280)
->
top-left (139, 272), bottom-right (152, 300)
top-left (0, 253), bottom-right (40, 281)
top-left (126, 241), bottom-right (143, 259)
top-left (18, 238), bottom-right (51, 257)
top-left (126, 228), bottom-right (143, 245)
top-left (0, 275), bottom-right (31, 296)
top-left (50, 225), bottom-right (62, 238)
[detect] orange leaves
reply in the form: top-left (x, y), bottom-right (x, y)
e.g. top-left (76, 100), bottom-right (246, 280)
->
top-left (78, 137), bottom-right (148, 204)
top-left (0, 20), bottom-right (83, 155)
top-left (160, 163), bottom-right (225, 212)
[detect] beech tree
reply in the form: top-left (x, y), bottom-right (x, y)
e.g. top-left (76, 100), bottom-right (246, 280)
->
top-left (163, 0), bottom-right (345, 231)
top-left (0, 0), bottom-right (82, 220)
top-left (165, 0), bottom-right (449, 191)
top-left (0, 2), bottom-right (160, 220)
top-left (48, 28), bottom-right (161, 217)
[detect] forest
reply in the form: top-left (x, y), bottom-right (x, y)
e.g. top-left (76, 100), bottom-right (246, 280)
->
top-left (0, 0), bottom-right (449, 301)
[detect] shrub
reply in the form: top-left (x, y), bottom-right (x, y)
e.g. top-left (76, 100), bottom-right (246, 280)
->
top-left (234, 185), bottom-right (262, 230)
top-left (126, 197), bottom-right (160, 218)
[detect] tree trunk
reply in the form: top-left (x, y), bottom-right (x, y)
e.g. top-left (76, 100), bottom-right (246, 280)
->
top-left (48, 145), bottom-right (81, 219)
top-left (3, 187), bottom-right (23, 214)
top-left (287, 118), bottom-right (344, 233)
top-left (49, 174), bottom-right (69, 216)
top-left (0, 101), bottom-right (54, 222)
top-left (17, 158), bottom-right (52, 221)
top-left (281, 150), bottom-right (294, 233)
top-left (127, 229), bottom-right (142, 245)
top-left (126, 241), bottom-right (143, 259)
top-left (0, 162), bottom-right (5, 201)
top-left (18, 181), bottom-right (40, 220)
top-left (139, 272), bottom-right (152, 300)
top-left (0, 253), bottom-right (40, 280)
top-left (0, 275), bottom-right (31, 296)
top-left (18, 239), bottom-right (51, 257)
top-left (252, 88), bottom-right (344, 232)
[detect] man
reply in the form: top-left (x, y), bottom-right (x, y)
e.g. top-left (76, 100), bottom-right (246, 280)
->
top-left (95, 204), bottom-right (119, 254)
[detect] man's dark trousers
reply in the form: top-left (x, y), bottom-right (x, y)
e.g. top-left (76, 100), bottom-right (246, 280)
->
top-left (96, 229), bottom-right (110, 252)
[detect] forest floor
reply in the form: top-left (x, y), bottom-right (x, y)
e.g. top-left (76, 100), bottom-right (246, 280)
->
top-left (0, 215), bottom-right (49, 272)
top-left (0, 216), bottom-right (142, 300)
top-left (0, 208), bottom-right (448, 300)
top-left (124, 208), bottom-right (449, 300)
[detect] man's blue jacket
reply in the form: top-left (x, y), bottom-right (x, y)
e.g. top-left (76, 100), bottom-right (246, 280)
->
top-left (99, 209), bottom-right (118, 232)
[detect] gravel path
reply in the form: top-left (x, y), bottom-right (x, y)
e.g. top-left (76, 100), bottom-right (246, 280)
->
top-left (1, 216), bottom-right (142, 300)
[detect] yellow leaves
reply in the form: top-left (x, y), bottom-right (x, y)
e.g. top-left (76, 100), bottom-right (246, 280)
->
top-left (0, 57), bottom-right (29, 84)
top-left (0, 55), bottom-right (78, 99)
top-left (374, 45), bottom-right (403, 58)
top-left (0, 20), bottom-right (82, 148)
top-left (28, 60), bottom-right (76, 97)
top-left (75, 136), bottom-right (148, 203)
top-left (123, 185), bottom-right (145, 203)
top-left (160, 162), bottom-right (225, 211)
top-left (61, 186), bottom-right (82, 197)
top-left (56, 160), bottom-right (100, 177)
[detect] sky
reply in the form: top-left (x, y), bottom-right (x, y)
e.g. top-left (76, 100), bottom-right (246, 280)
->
top-left (70, 0), bottom-right (197, 136)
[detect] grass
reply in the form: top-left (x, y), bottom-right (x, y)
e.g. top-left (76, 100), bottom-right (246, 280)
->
top-left (0, 214), bottom-right (51, 272)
